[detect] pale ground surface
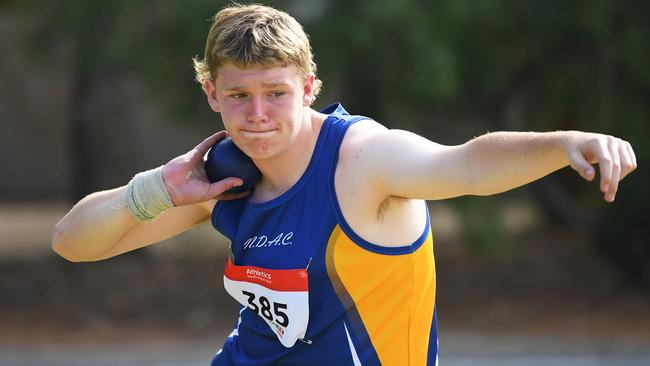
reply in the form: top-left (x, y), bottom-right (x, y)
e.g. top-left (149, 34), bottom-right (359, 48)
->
top-left (1, 203), bottom-right (649, 365)
top-left (1, 329), bottom-right (649, 366)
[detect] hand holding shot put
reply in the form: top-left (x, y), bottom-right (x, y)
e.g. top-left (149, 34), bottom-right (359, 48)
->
top-left (52, 4), bottom-right (638, 366)
top-left (162, 130), bottom-right (250, 206)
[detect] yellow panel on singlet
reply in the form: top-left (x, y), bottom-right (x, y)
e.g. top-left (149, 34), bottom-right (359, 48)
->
top-left (325, 225), bottom-right (436, 366)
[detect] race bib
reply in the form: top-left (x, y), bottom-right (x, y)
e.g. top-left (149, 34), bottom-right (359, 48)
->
top-left (223, 259), bottom-right (309, 348)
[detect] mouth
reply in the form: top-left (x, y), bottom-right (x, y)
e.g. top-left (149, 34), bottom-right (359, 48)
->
top-left (240, 129), bottom-right (277, 139)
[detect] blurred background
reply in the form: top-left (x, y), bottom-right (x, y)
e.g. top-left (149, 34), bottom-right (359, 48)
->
top-left (1, 0), bottom-right (649, 364)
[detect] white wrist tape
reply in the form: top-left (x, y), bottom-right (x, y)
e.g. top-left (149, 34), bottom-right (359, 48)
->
top-left (125, 166), bottom-right (174, 222)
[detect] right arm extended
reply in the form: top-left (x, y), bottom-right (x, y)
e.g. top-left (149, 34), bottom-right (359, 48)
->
top-left (52, 131), bottom-right (245, 262)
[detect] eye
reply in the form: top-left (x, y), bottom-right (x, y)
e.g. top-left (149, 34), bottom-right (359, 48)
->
top-left (269, 91), bottom-right (286, 98)
top-left (230, 93), bottom-right (248, 99)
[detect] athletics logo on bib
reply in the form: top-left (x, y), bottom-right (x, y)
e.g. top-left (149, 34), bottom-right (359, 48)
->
top-left (223, 259), bottom-right (310, 347)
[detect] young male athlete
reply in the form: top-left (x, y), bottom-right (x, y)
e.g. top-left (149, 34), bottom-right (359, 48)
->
top-left (52, 4), bottom-right (637, 366)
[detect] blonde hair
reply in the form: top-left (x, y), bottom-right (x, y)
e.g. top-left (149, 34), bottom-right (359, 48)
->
top-left (193, 3), bottom-right (322, 101)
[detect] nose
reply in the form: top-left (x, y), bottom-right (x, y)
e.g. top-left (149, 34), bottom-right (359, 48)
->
top-left (247, 96), bottom-right (268, 124)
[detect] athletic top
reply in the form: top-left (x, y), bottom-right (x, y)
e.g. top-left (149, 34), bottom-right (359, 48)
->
top-left (210, 103), bottom-right (438, 366)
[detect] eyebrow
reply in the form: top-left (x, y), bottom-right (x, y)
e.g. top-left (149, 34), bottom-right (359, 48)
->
top-left (224, 82), bottom-right (292, 92)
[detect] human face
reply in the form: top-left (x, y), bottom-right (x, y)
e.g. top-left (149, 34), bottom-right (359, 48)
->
top-left (205, 63), bottom-right (315, 160)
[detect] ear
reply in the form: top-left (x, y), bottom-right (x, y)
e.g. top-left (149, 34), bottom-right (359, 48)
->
top-left (302, 73), bottom-right (315, 106)
top-left (204, 79), bottom-right (221, 113)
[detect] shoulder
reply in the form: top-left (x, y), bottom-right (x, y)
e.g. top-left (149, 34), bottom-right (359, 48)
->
top-left (335, 119), bottom-right (392, 203)
top-left (338, 118), bottom-right (388, 163)
top-left (338, 118), bottom-right (423, 177)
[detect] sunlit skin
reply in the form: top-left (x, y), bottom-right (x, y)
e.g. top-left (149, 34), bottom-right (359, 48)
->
top-left (203, 63), bottom-right (327, 200)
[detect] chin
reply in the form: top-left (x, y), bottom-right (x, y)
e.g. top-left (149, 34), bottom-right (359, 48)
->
top-left (239, 139), bottom-right (281, 160)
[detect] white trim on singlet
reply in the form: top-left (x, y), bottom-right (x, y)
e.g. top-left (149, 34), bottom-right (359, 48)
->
top-left (344, 322), bottom-right (362, 366)
top-left (230, 307), bottom-right (246, 338)
top-left (435, 339), bottom-right (439, 366)
top-left (216, 307), bottom-right (247, 356)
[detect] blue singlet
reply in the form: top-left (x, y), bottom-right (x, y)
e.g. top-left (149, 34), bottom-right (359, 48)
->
top-left (211, 103), bottom-right (438, 366)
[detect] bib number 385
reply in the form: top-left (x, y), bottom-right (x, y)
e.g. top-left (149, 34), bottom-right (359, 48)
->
top-left (242, 290), bottom-right (289, 327)
top-left (223, 260), bottom-right (309, 348)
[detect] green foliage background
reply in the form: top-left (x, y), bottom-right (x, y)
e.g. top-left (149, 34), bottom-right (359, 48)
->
top-left (13, 0), bottom-right (649, 284)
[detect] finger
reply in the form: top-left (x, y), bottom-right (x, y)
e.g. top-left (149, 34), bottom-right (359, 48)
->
top-left (618, 141), bottom-right (634, 181)
top-left (625, 140), bottom-right (637, 171)
top-left (568, 150), bottom-right (595, 181)
top-left (206, 177), bottom-right (244, 198)
top-left (595, 139), bottom-right (613, 194)
top-left (191, 131), bottom-right (228, 163)
top-left (605, 140), bottom-right (621, 202)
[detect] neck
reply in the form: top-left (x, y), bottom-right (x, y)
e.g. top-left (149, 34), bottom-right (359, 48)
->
top-left (251, 108), bottom-right (326, 202)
